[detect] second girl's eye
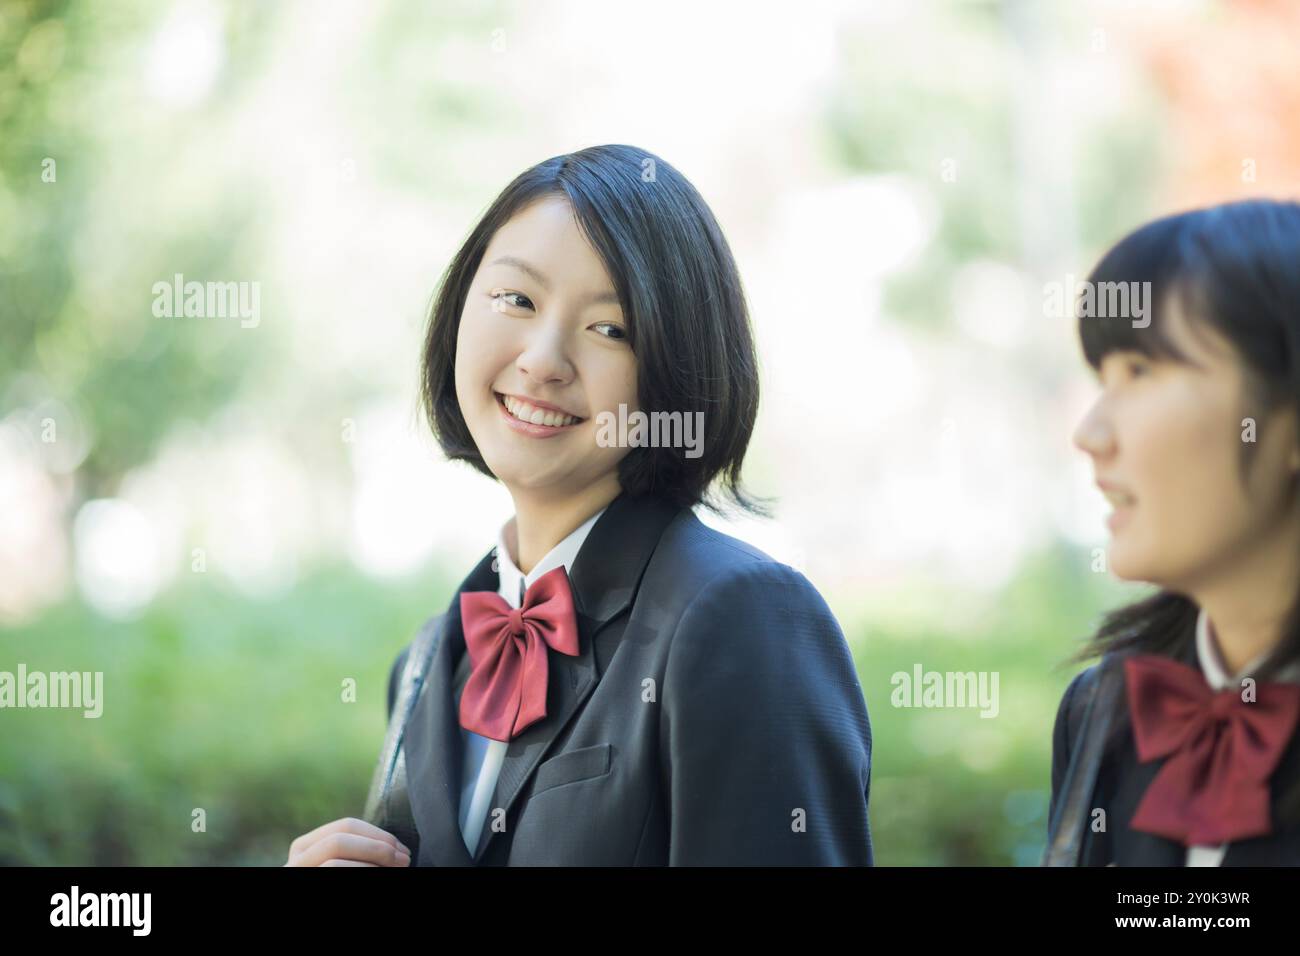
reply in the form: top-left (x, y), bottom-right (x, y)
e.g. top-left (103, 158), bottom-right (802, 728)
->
top-left (490, 291), bottom-right (534, 312)
top-left (1125, 356), bottom-right (1151, 377)
top-left (1099, 350), bottom-right (1151, 385)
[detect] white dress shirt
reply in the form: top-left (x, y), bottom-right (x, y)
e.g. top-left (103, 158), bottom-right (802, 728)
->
top-left (1184, 607), bottom-right (1300, 866)
top-left (456, 504), bottom-right (609, 856)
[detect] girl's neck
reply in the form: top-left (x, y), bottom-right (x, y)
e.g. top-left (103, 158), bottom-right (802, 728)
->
top-left (1198, 595), bottom-right (1288, 676)
top-left (1189, 518), bottom-right (1300, 675)
top-left (506, 478), bottom-right (622, 576)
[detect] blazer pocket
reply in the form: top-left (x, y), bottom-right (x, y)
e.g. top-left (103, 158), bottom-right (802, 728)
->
top-left (531, 743), bottom-right (613, 796)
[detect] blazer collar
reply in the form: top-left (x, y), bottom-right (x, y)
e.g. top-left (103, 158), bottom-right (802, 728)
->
top-left (403, 490), bottom-right (685, 866)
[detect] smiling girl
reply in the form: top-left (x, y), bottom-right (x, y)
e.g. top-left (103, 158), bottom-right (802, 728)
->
top-left (1046, 199), bottom-right (1300, 866)
top-left (286, 144), bottom-right (873, 867)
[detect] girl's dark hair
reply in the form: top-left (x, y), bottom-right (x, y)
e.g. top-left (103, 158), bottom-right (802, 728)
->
top-left (419, 144), bottom-right (770, 518)
top-left (1073, 200), bottom-right (1300, 763)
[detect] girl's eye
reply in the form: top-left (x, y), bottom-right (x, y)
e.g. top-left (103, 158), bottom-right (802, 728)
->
top-left (490, 291), bottom-right (534, 311)
top-left (594, 322), bottom-right (628, 341)
top-left (1099, 352), bottom-right (1151, 385)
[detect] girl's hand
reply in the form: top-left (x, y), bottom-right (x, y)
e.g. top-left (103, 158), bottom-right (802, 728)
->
top-left (284, 817), bottom-right (412, 867)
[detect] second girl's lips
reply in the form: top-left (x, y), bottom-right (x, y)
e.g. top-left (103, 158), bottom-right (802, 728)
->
top-left (1097, 477), bottom-right (1136, 532)
top-left (1096, 477), bottom-right (1137, 507)
top-left (494, 391), bottom-right (586, 436)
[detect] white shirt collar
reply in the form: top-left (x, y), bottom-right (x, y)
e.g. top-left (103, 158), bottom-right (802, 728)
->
top-left (1194, 606), bottom-right (1300, 687)
top-left (493, 505), bottom-right (609, 609)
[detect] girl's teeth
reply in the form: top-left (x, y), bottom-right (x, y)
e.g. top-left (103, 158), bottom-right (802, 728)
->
top-left (503, 395), bottom-right (578, 427)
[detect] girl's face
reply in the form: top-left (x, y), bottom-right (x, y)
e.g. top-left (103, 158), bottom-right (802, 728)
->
top-left (1072, 295), bottom-right (1300, 589)
top-left (454, 194), bottom-right (639, 502)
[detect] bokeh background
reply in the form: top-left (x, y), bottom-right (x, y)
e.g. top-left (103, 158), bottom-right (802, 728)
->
top-left (3, 0), bottom-right (1299, 865)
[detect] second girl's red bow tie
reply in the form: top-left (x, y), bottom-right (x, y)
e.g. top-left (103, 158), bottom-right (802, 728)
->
top-left (458, 565), bottom-right (581, 742)
top-left (1125, 654), bottom-right (1300, 846)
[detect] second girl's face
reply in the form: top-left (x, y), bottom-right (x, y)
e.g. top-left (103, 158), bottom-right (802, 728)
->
top-left (1072, 294), bottom-right (1300, 589)
top-left (454, 194), bottom-right (640, 500)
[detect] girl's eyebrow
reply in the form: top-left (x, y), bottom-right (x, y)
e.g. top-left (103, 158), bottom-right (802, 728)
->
top-left (486, 255), bottom-right (620, 306)
top-left (488, 256), bottom-right (550, 289)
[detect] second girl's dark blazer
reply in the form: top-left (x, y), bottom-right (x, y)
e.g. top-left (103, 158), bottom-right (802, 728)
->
top-left (1049, 641), bottom-right (1300, 865)
top-left (384, 489), bottom-right (874, 865)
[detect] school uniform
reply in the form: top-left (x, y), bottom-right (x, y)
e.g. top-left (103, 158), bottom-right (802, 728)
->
top-left (454, 503), bottom-right (607, 855)
top-left (1048, 608), bottom-right (1300, 865)
top-left (374, 489), bottom-right (874, 865)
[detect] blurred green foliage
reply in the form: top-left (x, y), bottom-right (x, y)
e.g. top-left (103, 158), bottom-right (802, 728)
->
top-left (857, 543), bottom-right (1141, 865)
top-left (0, 1), bottom-right (264, 497)
top-left (0, 560), bottom-right (454, 866)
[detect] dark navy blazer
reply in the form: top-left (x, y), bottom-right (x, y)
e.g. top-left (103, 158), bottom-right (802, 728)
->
top-left (384, 489), bottom-right (874, 865)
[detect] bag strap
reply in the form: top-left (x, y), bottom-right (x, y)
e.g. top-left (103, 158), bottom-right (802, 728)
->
top-left (362, 614), bottom-right (445, 846)
top-left (1042, 658), bottom-right (1123, 866)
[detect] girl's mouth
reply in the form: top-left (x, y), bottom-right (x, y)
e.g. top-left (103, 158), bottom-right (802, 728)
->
top-left (494, 391), bottom-right (585, 435)
top-left (1106, 505), bottom-right (1133, 533)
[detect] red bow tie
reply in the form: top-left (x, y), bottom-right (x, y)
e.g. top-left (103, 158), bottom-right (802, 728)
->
top-left (1125, 654), bottom-right (1300, 846)
top-left (458, 565), bottom-right (581, 742)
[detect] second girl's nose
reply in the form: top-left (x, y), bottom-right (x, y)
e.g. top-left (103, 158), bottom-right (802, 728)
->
top-left (1072, 397), bottom-right (1117, 460)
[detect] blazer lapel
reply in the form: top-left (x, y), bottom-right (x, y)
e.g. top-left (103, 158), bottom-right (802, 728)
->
top-left (471, 490), bottom-right (684, 862)
top-left (1110, 757), bottom-right (1185, 865)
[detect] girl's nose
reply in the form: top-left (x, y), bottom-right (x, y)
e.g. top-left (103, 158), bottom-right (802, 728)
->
top-left (516, 324), bottom-right (574, 385)
top-left (1072, 397), bottom-right (1115, 459)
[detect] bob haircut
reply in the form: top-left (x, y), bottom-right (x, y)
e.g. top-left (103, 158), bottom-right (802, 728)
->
top-left (1072, 199), bottom-right (1300, 798)
top-left (420, 144), bottom-right (770, 518)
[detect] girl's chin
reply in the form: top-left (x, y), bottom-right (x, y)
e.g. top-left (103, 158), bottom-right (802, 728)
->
top-left (1106, 549), bottom-right (1161, 585)
top-left (483, 454), bottom-right (619, 493)
top-left (480, 456), bottom-right (569, 487)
